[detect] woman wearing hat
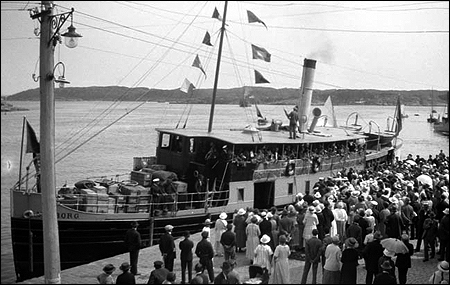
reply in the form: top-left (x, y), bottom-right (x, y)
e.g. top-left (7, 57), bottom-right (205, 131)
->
top-left (271, 235), bottom-right (290, 284)
top-left (340, 237), bottom-right (359, 284)
top-left (214, 212), bottom-right (228, 257)
top-left (245, 216), bottom-right (261, 264)
top-left (254, 234), bottom-right (273, 272)
top-left (116, 262), bottom-right (135, 284)
top-left (233, 208), bottom-right (247, 252)
top-left (429, 260), bottom-right (449, 284)
top-left (97, 264), bottom-right (116, 284)
top-left (373, 261), bottom-right (396, 284)
top-left (202, 219), bottom-right (212, 241)
top-left (303, 205), bottom-right (319, 241)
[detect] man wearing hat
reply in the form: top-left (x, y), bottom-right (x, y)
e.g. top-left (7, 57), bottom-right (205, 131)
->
top-left (301, 229), bottom-right (322, 284)
top-left (362, 231), bottom-right (384, 284)
top-left (214, 261), bottom-right (240, 284)
top-left (97, 264), bottom-right (116, 284)
top-left (395, 234), bottom-right (414, 285)
top-left (287, 105), bottom-right (299, 139)
top-left (429, 260), bottom-right (449, 284)
top-left (179, 231), bottom-right (194, 284)
top-left (377, 249), bottom-right (396, 281)
top-left (116, 262), bottom-right (135, 284)
top-left (148, 261), bottom-right (169, 284)
top-left (220, 223), bottom-right (237, 263)
top-left (159, 225), bottom-right (176, 272)
top-left (373, 261), bottom-right (396, 284)
top-left (438, 207), bottom-right (450, 262)
top-left (195, 231), bottom-right (215, 283)
top-left (124, 221), bottom-right (141, 275)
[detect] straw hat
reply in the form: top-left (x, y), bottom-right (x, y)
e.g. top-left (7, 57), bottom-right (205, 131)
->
top-left (308, 205), bottom-right (316, 213)
top-left (260, 234), bottom-right (271, 244)
top-left (314, 192), bottom-right (322, 199)
top-left (315, 205), bottom-right (322, 213)
top-left (165, 224), bottom-right (174, 231)
top-left (438, 261), bottom-right (449, 273)
top-left (237, 208), bottom-right (246, 215)
top-left (103, 264), bottom-right (116, 274)
top-left (219, 212), bottom-right (227, 220)
top-left (204, 218), bottom-right (212, 225)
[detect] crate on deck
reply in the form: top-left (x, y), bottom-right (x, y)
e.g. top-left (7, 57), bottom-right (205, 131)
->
top-left (172, 181), bottom-right (188, 193)
top-left (119, 184), bottom-right (147, 195)
top-left (130, 171), bottom-right (152, 187)
top-left (97, 193), bottom-right (110, 213)
top-left (79, 189), bottom-right (98, 213)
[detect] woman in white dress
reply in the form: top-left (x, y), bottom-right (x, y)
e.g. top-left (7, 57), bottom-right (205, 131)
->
top-left (302, 206), bottom-right (319, 241)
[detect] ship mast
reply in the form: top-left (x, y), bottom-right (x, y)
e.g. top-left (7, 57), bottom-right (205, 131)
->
top-left (207, 1), bottom-right (228, 133)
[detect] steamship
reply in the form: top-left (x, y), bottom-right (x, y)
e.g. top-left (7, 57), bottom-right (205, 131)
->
top-left (10, 2), bottom-right (402, 282)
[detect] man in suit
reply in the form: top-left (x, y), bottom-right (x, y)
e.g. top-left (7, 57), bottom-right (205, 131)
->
top-left (179, 231), bottom-right (194, 284)
top-left (220, 223), bottom-right (236, 263)
top-left (373, 261), bottom-right (397, 284)
top-left (159, 225), bottom-right (176, 272)
top-left (195, 231), bottom-right (215, 283)
top-left (148, 260), bottom-right (169, 284)
top-left (124, 221), bottom-right (141, 275)
top-left (301, 229), bottom-right (323, 284)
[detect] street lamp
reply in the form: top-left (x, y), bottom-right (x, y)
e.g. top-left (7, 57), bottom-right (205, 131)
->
top-left (61, 13), bottom-right (82, 48)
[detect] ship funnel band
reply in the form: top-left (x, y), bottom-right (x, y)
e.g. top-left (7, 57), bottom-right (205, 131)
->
top-left (303, 58), bottom-right (317, 69)
top-left (23, 209), bottom-right (34, 218)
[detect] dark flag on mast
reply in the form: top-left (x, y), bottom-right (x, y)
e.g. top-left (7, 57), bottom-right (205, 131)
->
top-left (202, 31), bottom-right (213, 46)
top-left (26, 119), bottom-right (40, 154)
top-left (247, 10), bottom-right (267, 29)
top-left (192, 55), bottom-right (207, 79)
top-left (251, 44), bottom-right (271, 62)
top-left (212, 7), bottom-right (223, 21)
top-left (254, 70), bottom-right (270, 84)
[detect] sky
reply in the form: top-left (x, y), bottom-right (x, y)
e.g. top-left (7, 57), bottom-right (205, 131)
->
top-left (1, 1), bottom-right (449, 96)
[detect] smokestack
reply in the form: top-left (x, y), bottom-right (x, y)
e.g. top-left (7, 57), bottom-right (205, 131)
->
top-left (308, 107), bottom-right (322, 132)
top-left (297, 58), bottom-right (317, 133)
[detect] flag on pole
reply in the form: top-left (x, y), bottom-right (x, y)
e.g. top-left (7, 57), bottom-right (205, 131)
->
top-left (192, 55), bottom-right (207, 78)
top-left (180, 78), bottom-right (195, 93)
top-left (212, 7), bottom-right (222, 21)
top-left (254, 70), bottom-right (270, 84)
top-left (251, 44), bottom-right (271, 62)
top-left (202, 31), bottom-right (213, 46)
top-left (247, 10), bottom-right (267, 29)
top-left (26, 119), bottom-right (40, 154)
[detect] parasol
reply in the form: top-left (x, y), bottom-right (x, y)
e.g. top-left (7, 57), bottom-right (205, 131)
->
top-left (404, 159), bottom-right (417, 166)
top-left (380, 238), bottom-right (409, 254)
top-left (417, 174), bottom-right (433, 186)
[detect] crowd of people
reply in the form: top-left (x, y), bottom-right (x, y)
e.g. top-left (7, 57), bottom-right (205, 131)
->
top-left (97, 151), bottom-right (449, 284)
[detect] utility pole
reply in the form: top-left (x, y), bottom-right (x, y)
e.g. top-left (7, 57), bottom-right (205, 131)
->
top-left (39, 1), bottom-right (60, 283)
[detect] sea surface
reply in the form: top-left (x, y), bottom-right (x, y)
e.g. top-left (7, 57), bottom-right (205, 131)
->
top-left (1, 101), bottom-right (448, 283)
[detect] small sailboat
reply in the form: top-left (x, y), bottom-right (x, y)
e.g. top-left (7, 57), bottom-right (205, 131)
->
top-left (428, 88), bottom-right (439, 123)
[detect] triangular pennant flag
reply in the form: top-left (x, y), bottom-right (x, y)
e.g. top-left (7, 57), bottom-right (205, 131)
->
top-left (251, 44), bottom-right (271, 62)
top-left (212, 7), bottom-right (222, 21)
top-left (254, 70), bottom-right (270, 84)
top-left (180, 78), bottom-right (195, 94)
top-left (202, 31), bottom-right (213, 46)
top-left (26, 119), bottom-right (40, 154)
top-left (247, 10), bottom-right (267, 29)
top-left (192, 55), bottom-right (207, 78)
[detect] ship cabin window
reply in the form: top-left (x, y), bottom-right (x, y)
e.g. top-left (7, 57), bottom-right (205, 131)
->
top-left (288, 183), bottom-right (293, 195)
top-left (171, 135), bottom-right (183, 153)
top-left (161, 133), bottom-right (171, 148)
top-left (305, 180), bottom-right (311, 193)
top-left (189, 138), bottom-right (195, 153)
top-left (237, 187), bottom-right (244, 201)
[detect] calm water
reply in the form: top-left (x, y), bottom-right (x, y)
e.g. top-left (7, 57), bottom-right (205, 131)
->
top-left (1, 101), bottom-right (448, 283)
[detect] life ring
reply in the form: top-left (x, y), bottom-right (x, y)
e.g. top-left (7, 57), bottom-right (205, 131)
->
top-left (23, 209), bottom-right (34, 218)
top-left (311, 158), bottom-right (321, 173)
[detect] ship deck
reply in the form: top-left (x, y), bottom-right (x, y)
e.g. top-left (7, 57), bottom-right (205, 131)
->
top-left (156, 125), bottom-right (367, 145)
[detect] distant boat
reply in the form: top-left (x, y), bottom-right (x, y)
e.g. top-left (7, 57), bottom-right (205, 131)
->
top-left (414, 113), bottom-right (420, 116)
top-left (427, 88), bottom-right (439, 123)
top-left (434, 91), bottom-right (449, 136)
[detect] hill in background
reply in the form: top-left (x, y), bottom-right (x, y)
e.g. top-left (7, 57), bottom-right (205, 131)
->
top-left (6, 86), bottom-right (448, 106)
